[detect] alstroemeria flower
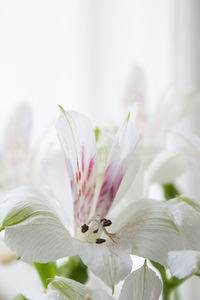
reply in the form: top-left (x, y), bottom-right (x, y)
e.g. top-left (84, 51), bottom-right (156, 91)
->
top-left (45, 262), bottom-right (162, 300)
top-left (0, 108), bottom-right (181, 289)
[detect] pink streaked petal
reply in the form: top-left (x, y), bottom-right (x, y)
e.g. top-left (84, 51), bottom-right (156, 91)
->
top-left (95, 114), bottom-right (140, 217)
top-left (56, 108), bottom-right (97, 227)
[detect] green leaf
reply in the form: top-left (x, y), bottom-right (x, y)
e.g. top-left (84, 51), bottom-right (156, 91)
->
top-left (56, 256), bottom-right (88, 284)
top-left (13, 294), bottom-right (29, 300)
top-left (162, 183), bottom-right (180, 200)
top-left (34, 262), bottom-right (56, 289)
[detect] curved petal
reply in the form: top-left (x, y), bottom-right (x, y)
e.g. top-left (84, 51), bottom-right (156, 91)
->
top-left (1, 187), bottom-right (75, 262)
top-left (112, 199), bottom-right (181, 267)
top-left (43, 147), bottom-right (74, 232)
top-left (169, 199), bottom-right (200, 251)
top-left (146, 150), bottom-right (188, 184)
top-left (45, 277), bottom-right (113, 300)
top-left (111, 154), bottom-right (141, 207)
top-left (119, 261), bottom-right (162, 300)
top-left (168, 251), bottom-right (200, 279)
top-left (56, 108), bottom-right (97, 227)
top-left (74, 240), bottom-right (132, 289)
top-left (95, 114), bottom-right (140, 218)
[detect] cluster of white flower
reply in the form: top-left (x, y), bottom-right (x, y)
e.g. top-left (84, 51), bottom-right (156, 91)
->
top-left (1, 77), bottom-right (200, 300)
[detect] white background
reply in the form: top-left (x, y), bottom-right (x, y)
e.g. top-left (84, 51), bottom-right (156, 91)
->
top-left (0, 1), bottom-right (197, 299)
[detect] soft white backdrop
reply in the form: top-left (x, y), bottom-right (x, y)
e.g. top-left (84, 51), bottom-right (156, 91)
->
top-left (0, 1), bottom-right (196, 299)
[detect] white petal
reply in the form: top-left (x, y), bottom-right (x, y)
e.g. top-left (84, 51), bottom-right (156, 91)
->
top-left (45, 277), bottom-right (113, 300)
top-left (3, 101), bottom-right (32, 153)
top-left (56, 108), bottom-right (97, 227)
top-left (146, 150), bottom-right (188, 184)
top-left (168, 251), bottom-right (200, 279)
top-left (169, 199), bottom-right (200, 251)
top-left (74, 240), bottom-right (132, 288)
top-left (113, 199), bottom-right (181, 266)
top-left (1, 187), bottom-right (75, 262)
top-left (119, 262), bottom-right (162, 300)
top-left (95, 114), bottom-right (140, 217)
top-left (2, 102), bottom-right (33, 187)
top-left (91, 289), bottom-right (114, 300)
top-left (112, 153), bottom-right (141, 206)
top-left (43, 147), bottom-right (74, 231)
top-left (123, 64), bottom-right (147, 108)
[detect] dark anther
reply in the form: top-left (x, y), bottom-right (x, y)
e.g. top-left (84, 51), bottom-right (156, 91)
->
top-left (96, 238), bottom-right (106, 244)
top-left (101, 218), bottom-right (112, 227)
top-left (81, 224), bottom-right (89, 233)
top-left (93, 229), bottom-right (98, 233)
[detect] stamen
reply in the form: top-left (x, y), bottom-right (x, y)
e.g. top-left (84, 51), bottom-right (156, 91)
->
top-left (96, 238), bottom-right (106, 244)
top-left (103, 227), bottom-right (119, 243)
top-left (81, 224), bottom-right (89, 233)
top-left (101, 218), bottom-right (112, 227)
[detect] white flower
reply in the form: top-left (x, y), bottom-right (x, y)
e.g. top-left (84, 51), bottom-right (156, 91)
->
top-left (0, 107), bottom-right (181, 289)
top-left (45, 262), bottom-right (162, 300)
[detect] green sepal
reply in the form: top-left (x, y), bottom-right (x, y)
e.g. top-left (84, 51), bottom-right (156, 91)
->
top-left (56, 256), bottom-right (88, 284)
top-left (162, 183), bottom-right (180, 201)
top-left (51, 278), bottom-right (90, 300)
top-left (34, 262), bottom-right (56, 289)
top-left (13, 294), bottom-right (29, 300)
top-left (1, 206), bottom-right (52, 229)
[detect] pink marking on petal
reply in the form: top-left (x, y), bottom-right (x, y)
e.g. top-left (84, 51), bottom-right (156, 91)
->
top-left (76, 173), bottom-right (79, 184)
top-left (87, 207), bottom-right (91, 216)
top-left (77, 159), bottom-right (80, 170)
top-left (88, 192), bottom-right (94, 203)
top-left (80, 203), bottom-right (85, 213)
top-left (82, 180), bottom-right (86, 195)
top-left (79, 170), bottom-right (81, 181)
top-left (85, 187), bottom-right (92, 199)
top-left (70, 179), bottom-right (73, 190)
top-left (95, 165), bottom-right (125, 217)
top-left (82, 145), bottom-right (85, 172)
top-left (99, 180), bottom-right (109, 197)
top-left (87, 157), bottom-right (94, 181)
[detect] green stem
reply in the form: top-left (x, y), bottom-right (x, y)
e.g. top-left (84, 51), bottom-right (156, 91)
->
top-left (33, 262), bottom-right (56, 289)
top-left (150, 261), bottom-right (187, 300)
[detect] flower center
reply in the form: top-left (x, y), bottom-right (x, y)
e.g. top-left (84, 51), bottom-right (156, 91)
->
top-left (78, 216), bottom-right (118, 244)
